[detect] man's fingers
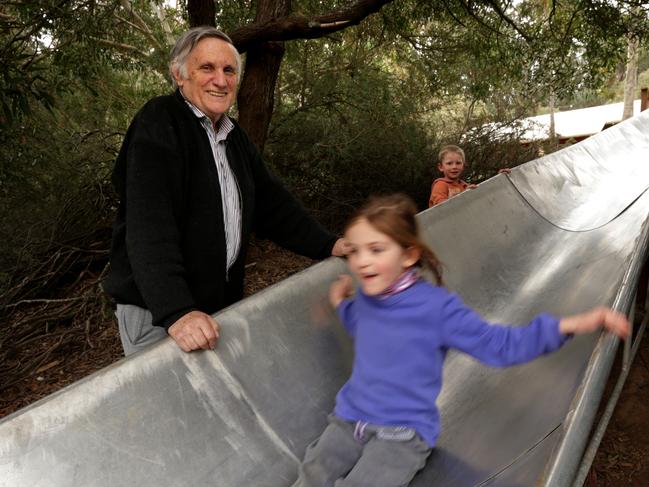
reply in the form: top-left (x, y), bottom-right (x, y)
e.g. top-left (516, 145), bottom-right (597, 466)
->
top-left (177, 335), bottom-right (193, 353)
top-left (188, 318), bottom-right (220, 350)
top-left (195, 315), bottom-right (219, 349)
top-left (184, 333), bottom-right (203, 351)
top-left (169, 311), bottom-right (221, 352)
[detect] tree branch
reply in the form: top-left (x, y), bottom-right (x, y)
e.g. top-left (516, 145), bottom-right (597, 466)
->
top-left (152, 1), bottom-right (176, 46)
top-left (118, 0), bottom-right (163, 51)
top-left (229, 0), bottom-right (395, 53)
top-left (90, 37), bottom-right (152, 59)
top-left (485, 0), bottom-right (531, 41)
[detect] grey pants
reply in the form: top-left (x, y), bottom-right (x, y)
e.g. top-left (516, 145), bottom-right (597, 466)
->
top-left (293, 415), bottom-right (431, 487)
top-left (116, 303), bottom-right (167, 356)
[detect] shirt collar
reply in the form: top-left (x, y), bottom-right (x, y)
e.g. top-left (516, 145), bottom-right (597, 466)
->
top-left (378, 267), bottom-right (420, 299)
top-left (180, 91), bottom-right (234, 141)
top-left (437, 177), bottom-right (465, 184)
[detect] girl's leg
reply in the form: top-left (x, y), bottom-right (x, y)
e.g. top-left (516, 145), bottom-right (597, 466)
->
top-left (334, 433), bottom-right (431, 487)
top-left (293, 416), bottom-right (363, 487)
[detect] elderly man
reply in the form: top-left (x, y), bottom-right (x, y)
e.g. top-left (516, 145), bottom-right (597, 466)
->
top-left (104, 27), bottom-right (345, 355)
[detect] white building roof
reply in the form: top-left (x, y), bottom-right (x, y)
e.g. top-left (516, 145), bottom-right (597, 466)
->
top-left (518, 99), bottom-right (643, 142)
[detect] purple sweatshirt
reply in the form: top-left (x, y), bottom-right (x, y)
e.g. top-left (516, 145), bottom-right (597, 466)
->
top-left (333, 280), bottom-right (569, 447)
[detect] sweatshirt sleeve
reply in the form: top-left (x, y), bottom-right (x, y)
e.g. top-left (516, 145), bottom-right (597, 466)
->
top-left (124, 106), bottom-right (198, 329)
top-left (239, 128), bottom-right (337, 259)
top-left (337, 298), bottom-right (359, 337)
top-left (429, 180), bottom-right (449, 207)
top-left (440, 293), bottom-right (570, 367)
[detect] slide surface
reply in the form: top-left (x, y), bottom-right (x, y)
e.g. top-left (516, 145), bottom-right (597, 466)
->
top-left (1, 111), bottom-right (649, 487)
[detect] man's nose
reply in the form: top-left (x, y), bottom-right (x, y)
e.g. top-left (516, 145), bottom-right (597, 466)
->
top-left (211, 70), bottom-right (227, 87)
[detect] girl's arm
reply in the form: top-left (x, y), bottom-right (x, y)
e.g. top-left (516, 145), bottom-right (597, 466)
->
top-left (329, 274), bottom-right (354, 308)
top-left (330, 274), bottom-right (358, 336)
top-left (441, 294), bottom-right (630, 368)
top-left (559, 307), bottom-right (629, 339)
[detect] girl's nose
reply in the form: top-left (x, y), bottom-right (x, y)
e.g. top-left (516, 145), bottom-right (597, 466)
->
top-left (356, 251), bottom-right (371, 267)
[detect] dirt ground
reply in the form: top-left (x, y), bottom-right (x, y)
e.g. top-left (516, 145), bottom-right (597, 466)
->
top-left (1, 240), bottom-right (648, 485)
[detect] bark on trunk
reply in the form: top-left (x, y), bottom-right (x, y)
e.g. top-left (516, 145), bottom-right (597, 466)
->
top-left (548, 91), bottom-right (556, 143)
top-left (237, 42), bottom-right (286, 151)
top-left (622, 34), bottom-right (639, 120)
top-left (237, 0), bottom-right (291, 151)
top-left (187, 0), bottom-right (215, 27)
top-left (174, 0), bottom-right (392, 150)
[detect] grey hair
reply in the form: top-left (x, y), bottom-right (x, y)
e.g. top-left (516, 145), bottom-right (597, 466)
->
top-left (169, 26), bottom-right (242, 87)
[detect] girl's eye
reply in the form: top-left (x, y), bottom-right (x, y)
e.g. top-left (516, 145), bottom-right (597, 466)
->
top-left (371, 247), bottom-right (384, 254)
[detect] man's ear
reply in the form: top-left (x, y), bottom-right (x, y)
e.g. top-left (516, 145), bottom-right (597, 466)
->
top-left (171, 65), bottom-right (184, 88)
top-left (404, 246), bottom-right (422, 268)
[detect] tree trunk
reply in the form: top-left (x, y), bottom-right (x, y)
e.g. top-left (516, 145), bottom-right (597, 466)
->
top-left (548, 91), bottom-right (557, 145)
top-left (237, 0), bottom-right (291, 151)
top-left (622, 34), bottom-right (639, 120)
top-left (182, 0), bottom-right (392, 150)
top-left (187, 0), bottom-right (215, 27)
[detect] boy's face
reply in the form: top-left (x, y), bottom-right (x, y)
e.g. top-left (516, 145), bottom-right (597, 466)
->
top-left (438, 152), bottom-right (465, 181)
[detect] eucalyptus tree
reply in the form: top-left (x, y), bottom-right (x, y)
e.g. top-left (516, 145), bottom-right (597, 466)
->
top-left (0, 0), bottom-right (188, 126)
top-left (220, 0), bottom-right (396, 150)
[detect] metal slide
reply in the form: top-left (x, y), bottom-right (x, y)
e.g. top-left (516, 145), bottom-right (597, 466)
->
top-left (1, 111), bottom-right (649, 487)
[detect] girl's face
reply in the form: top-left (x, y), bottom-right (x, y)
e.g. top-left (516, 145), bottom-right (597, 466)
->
top-left (345, 218), bottom-right (420, 296)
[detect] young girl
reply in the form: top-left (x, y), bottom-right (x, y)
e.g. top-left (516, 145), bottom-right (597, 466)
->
top-left (292, 193), bottom-right (629, 487)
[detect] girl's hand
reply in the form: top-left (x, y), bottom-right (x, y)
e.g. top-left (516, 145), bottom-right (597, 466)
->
top-left (559, 306), bottom-right (630, 339)
top-left (329, 274), bottom-right (354, 308)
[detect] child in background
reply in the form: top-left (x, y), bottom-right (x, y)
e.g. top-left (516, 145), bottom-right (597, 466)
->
top-left (428, 144), bottom-right (477, 207)
top-left (292, 194), bottom-right (629, 487)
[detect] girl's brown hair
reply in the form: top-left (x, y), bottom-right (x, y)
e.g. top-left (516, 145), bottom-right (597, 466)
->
top-left (345, 194), bottom-right (444, 285)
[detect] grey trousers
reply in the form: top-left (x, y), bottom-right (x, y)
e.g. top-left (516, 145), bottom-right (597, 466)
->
top-left (116, 303), bottom-right (167, 356)
top-left (293, 415), bottom-right (431, 487)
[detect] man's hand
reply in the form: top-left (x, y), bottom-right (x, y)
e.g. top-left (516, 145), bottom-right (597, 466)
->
top-left (168, 310), bottom-right (220, 352)
top-left (332, 238), bottom-right (351, 257)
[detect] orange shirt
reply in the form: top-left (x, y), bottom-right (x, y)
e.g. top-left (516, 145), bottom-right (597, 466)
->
top-left (428, 178), bottom-right (469, 207)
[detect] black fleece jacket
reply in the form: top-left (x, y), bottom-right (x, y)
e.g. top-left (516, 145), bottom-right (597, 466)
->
top-left (103, 90), bottom-right (337, 329)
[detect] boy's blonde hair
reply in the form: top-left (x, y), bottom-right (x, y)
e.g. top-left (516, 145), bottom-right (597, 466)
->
top-left (345, 194), bottom-right (444, 285)
top-left (438, 145), bottom-right (465, 164)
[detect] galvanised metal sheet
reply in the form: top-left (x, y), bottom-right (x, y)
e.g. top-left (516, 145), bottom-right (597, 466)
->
top-left (1, 111), bottom-right (648, 487)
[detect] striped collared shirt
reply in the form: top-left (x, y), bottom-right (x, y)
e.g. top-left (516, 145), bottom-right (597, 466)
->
top-left (183, 99), bottom-right (242, 273)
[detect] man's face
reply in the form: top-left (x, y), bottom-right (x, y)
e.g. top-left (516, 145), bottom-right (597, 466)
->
top-left (174, 37), bottom-right (239, 123)
top-left (438, 153), bottom-right (465, 181)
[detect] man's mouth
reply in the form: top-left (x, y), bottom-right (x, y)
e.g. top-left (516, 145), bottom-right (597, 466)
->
top-left (207, 90), bottom-right (228, 98)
